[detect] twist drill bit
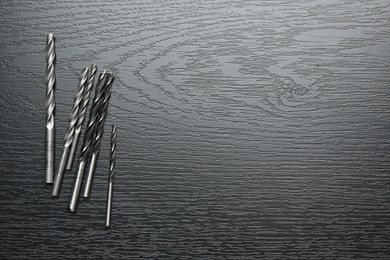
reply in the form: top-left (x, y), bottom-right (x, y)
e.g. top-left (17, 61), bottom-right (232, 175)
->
top-left (83, 73), bottom-right (114, 198)
top-left (105, 124), bottom-right (117, 228)
top-left (52, 67), bottom-right (89, 197)
top-left (68, 71), bottom-right (107, 212)
top-left (45, 33), bottom-right (56, 184)
top-left (66, 64), bottom-right (97, 170)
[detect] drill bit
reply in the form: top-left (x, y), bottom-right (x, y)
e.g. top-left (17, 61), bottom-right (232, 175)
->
top-left (66, 64), bottom-right (97, 170)
top-left (105, 124), bottom-right (117, 228)
top-left (52, 67), bottom-right (89, 197)
top-left (68, 71), bottom-right (107, 212)
top-left (83, 73), bottom-right (114, 198)
top-left (45, 33), bottom-right (56, 184)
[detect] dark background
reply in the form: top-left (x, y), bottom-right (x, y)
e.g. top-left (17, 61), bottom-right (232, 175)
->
top-left (1, 0), bottom-right (390, 259)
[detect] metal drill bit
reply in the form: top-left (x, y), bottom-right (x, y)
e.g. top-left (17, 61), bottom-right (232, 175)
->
top-left (105, 124), bottom-right (117, 228)
top-left (52, 67), bottom-right (89, 197)
top-left (68, 71), bottom-right (107, 212)
top-left (66, 64), bottom-right (97, 170)
top-left (45, 33), bottom-right (56, 184)
top-left (83, 73), bottom-right (114, 198)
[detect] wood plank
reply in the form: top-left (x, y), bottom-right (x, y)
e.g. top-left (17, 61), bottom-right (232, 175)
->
top-left (0, 0), bottom-right (389, 258)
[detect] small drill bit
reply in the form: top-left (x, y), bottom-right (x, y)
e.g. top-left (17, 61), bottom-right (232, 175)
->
top-left (83, 73), bottom-right (114, 198)
top-left (66, 64), bottom-right (97, 170)
top-left (105, 124), bottom-right (117, 228)
top-left (68, 71), bottom-right (107, 212)
top-left (52, 67), bottom-right (89, 197)
top-left (45, 33), bottom-right (56, 184)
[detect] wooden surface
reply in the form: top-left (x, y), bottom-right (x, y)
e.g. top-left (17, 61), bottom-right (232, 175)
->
top-left (1, 0), bottom-right (390, 259)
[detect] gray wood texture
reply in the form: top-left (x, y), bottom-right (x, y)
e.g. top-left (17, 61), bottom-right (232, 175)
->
top-left (1, 0), bottom-right (390, 259)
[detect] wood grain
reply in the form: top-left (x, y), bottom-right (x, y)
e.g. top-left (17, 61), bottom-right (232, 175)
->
top-left (0, 0), bottom-right (390, 259)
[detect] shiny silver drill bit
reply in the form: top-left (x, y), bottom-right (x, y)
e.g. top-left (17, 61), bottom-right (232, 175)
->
top-left (68, 72), bottom-right (107, 212)
top-left (66, 64), bottom-right (97, 170)
top-left (105, 124), bottom-right (117, 228)
top-left (52, 67), bottom-right (89, 197)
top-left (83, 73), bottom-right (114, 198)
top-left (45, 33), bottom-right (56, 184)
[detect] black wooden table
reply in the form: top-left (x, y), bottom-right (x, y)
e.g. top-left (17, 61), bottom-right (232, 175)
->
top-left (1, 1), bottom-right (389, 259)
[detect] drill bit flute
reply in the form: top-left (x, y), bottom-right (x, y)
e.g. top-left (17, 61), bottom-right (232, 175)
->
top-left (68, 71), bottom-right (107, 212)
top-left (66, 64), bottom-right (97, 170)
top-left (52, 67), bottom-right (89, 197)
top-left (83, 73), bottom-right (114, 198)
top-left (45, 33), bottom-right (56, 184)
top-left (105, 125), bottom-right (117, 228)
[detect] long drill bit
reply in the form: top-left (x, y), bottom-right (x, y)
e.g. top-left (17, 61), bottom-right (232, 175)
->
top-left (83, 73), bottom-right (114, 198)
top-left (105, 124), bottom-right (117, 228)
top-left (68, 71), bottom-right (107, 212)
top-left (52, 67), bottom-right (89, 197)
top-left (66, 64), bottom-right (97, 170)
top-left (45, 33), bottom-right (56, 184)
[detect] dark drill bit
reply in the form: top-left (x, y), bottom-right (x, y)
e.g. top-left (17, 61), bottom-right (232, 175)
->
top-left (68, 71), bottom-right (107, 212)
top-left (52, 67), bottom-right (89, 197)
top-left (83, 72), bottom-right (114, 198)
top-left (66, 64), bottom-right (97, 170)
top-left (105, 124), bottom-right (117, 228)
top-left (45, 33), bottom-right (56, 184)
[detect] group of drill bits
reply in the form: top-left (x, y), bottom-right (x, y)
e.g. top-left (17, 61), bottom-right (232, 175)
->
top-left (44, 33), bottom-right (117, 228)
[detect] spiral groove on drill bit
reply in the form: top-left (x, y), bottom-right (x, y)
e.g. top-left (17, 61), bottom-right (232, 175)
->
top-left (77, 64), bottom-right (97, 132)
top-left (66, 64), bottom-right (98, 169)
top-left (109, 125), bottom-right (117, 182)
top-left (64, 67), bottom-right (89, 147)
top-left (91, 73), bottom-right (114, 154)
top-left (79, 71), bottom-right (107, 162)
top-left (45, 34), bottom-right (56, 126)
